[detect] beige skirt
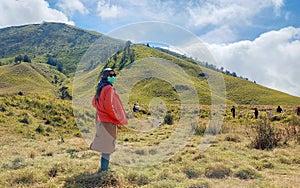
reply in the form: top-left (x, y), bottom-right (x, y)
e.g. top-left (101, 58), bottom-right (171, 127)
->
top-left (90, 122), bottom-right (117, 154)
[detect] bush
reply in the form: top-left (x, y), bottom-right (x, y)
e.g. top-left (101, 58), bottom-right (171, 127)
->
top-left (19, 118), bottom-right (30, 124)
top-left (194, 123), bottom-right (206, 136)
top-left (254, 159), bottom-right (274, 170)
top-left (48, 164), bottom-right (66, 178)
top-left (250, 119), bottom-right (281, 150)
top-left (234, 167), bottom-right (260, 179)
top-left (183, 166), bottom-right (201, 179)
top-left (204, 165), bottom-right (231, 179)
top-left (164, 113), bottom-right (174, 125)
top-left (35, 125), bottom-right (45, 133)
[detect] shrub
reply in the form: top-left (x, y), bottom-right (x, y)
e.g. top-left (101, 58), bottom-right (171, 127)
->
top-left (11, 171), bottom-right (36, 185)
top-left (204, 165), bottom-right (231, 179)
top-left (250, 119), bottom-right (281, 150)
top-left (48, 164), bottom-right (66, 178)
top-left (19, 118), bottom-right (30, 124)
top-left (253, 159), bottom-right (274, 170)
top-left (194, 123), bottom-right (206, 136)
top-left (183, 166), bottom-right (201, 179)
top-left (35, 125), bottom-right (45, 133)
top-left (164, 113), bottom-right (174, 125)
top-left (234, 167), bottom-right (260, 179)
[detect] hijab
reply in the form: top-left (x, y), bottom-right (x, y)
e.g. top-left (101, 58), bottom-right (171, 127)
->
top-left (95, 68), bottom-right (114, 100)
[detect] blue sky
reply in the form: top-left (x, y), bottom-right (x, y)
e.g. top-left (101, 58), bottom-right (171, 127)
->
top-left (0, 0), bottom-right (300, 97)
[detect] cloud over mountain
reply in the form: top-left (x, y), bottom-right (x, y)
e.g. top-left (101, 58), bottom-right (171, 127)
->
top-left (208, 26), bottom-right (300, 97)
top-left (0, 0), bottom-right (73, 28)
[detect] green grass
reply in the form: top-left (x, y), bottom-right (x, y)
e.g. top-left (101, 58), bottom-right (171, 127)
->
top-left (0, 63), bottom-right (56, 96)
top-left (1, 92), bottom-right (300, 187)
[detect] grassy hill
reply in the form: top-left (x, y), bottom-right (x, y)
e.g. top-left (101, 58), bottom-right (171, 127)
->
top-left (0, 22), bottom-right (125, 74)
top-left (100, 44), bottom-right (300, 106)
top-left (1, 22), bottom-right (299, 105)
top-left (0, 63), bottom-right (56, 96)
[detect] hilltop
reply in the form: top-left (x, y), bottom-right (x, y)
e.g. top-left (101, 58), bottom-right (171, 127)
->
top-left (0, 22), bottom-right (125, 74)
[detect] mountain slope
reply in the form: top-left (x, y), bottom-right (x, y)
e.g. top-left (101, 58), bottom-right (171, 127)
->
top-left (0, 62), bottom-right (69, 97)
top-left (0, 23), bottom-right (299, 105)
top-left (100, 44), bottom-right (300, 105)
top-left (0, 22), bottom-right (125, 74)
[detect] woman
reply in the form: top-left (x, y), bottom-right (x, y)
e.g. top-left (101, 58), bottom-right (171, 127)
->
top-left (91, 68), bottom-right (128, 172)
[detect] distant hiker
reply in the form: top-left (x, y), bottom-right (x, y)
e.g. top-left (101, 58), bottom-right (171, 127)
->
top-left (90, 68), bottom-right (128, 172)
top-left (254, 108), bottom-right (259, 119)
top-left (231, 106), bottom-right (236, 118)
top-left (133, 102), bottom-right (140, 112)
top-left (276, 106), bottom-right (283, 113)
top-left (297, 107), bottom-right (300, 116)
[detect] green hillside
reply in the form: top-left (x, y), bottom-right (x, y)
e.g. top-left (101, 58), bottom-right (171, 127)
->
top-left (1, 23), bottom-right (299, 105)
top-left (0, 22), bottom-right (125, 74)
top-left (100, 44), bottom-right (300, 105)
top-left (0, 62), bottom-right (74, 99)
top-left (0, 63), bottom-right (56, 96)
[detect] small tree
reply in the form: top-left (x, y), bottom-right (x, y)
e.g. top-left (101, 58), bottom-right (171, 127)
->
top-left (14, 55), bottom-right (23, 63)
top-left (23, 55), bottom-right (31, 63)
top-left (250, 119), bottom-right (281, 150)
top-left (164, 113), bottom-right (174, 125)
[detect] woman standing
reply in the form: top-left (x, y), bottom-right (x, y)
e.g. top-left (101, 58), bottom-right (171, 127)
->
top-left (91, 68), bottom-right (128, 172)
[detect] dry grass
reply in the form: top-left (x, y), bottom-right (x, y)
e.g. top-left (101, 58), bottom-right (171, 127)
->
top-left (1, 103), bottom-right (300, 187)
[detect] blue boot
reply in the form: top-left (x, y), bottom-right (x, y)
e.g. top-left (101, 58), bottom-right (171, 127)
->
top-left (100, 154), bottom-right (110, 172)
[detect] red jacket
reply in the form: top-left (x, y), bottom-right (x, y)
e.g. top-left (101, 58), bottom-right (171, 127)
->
top-left (92, 85), bottom-right (128, 126)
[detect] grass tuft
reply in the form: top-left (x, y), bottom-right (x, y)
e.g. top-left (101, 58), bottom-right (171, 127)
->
top-left (204, 165), bottom-right (231, 179)
top-left (234, 166), bottom-right (261, 179)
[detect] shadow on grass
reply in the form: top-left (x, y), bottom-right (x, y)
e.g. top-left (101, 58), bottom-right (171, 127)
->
top-left (64, 171), bottom-right (120, 188)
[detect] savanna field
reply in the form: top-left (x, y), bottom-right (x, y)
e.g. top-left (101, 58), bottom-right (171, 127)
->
top-left (1, 23), bottom-right (300, 188)
top-left (1, 93), bottom-right (300, 188)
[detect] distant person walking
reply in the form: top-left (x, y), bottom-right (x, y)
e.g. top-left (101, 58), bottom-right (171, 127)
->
top-left (254, 108), bottom-right (259, 119)
top-left (276, 106), bottom-right (283, 113)
top-left (90, 68), bottom-right (128, 172)
top-left (231, 106), bottom-right (236, 118)
top-left (297, 107), bottom-right (300, 116)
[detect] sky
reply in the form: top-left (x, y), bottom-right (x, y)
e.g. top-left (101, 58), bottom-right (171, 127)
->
top-left (0, 0), bottom-right (300, 97)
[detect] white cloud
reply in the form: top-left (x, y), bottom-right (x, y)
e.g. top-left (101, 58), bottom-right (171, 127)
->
top-left (186, 0), bottom-right (286, 43)
top-left (200, 25), bottom-right (237, 43)
top-left (0, 0), bottom-right (73, 28)
top-left (93, 0), bottom-right (286, 43)
top-left (208, 27), bottom-right (300, 97)
top-left (187, 0), bottom-right (285, 27)
top-left (272, 0), bottom-right (284, 16)
top-left (57, 0), bottom-right (89, 17)
top-left (97, 0), bottom-right (123, 19)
